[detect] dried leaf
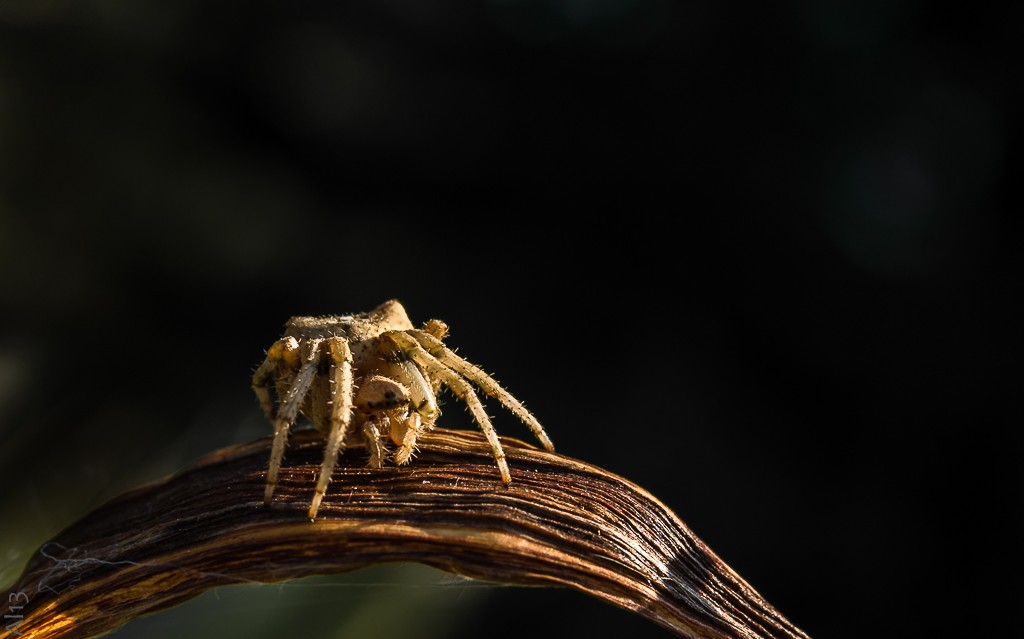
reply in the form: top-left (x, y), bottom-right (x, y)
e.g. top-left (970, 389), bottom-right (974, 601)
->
top-left (2, 429), bottom-right (809, 639)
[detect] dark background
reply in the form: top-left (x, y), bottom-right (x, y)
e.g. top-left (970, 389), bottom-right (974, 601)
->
top-left (0, 2), bottom-right (1017, 638)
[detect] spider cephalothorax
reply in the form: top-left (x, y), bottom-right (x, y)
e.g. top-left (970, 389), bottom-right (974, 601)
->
top-left (253, 300), bottom-right (554, 520)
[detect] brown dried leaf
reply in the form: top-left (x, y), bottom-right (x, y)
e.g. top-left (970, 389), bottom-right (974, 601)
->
top-left (2, 429), bottom-right (809, 639)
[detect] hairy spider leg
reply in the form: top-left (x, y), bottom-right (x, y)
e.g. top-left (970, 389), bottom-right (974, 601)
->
top-left (361, 415), bottom-right (388, 469)
top-left (409, 329), bottom-right (554, 452)
top-left (392, 411), bottom-right (423, 465)
top-left (308, 336), bottom-right (354, 521)
top-left (387, 332), bottom-right (511, 484)
top-left (264, 338), bottom-right (323, 506)
top-left (252, 336), bottom-right (301, 422)
top-left (252, 362), bottom-right (276, 422)
top-left (384, 357), bottom-right (437, 465)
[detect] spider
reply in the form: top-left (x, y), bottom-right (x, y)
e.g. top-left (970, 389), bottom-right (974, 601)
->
top-left (252, 300), bottom-right (554, 520)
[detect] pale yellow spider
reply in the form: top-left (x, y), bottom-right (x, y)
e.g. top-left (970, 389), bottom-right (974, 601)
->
top-left (253, 300), bottom-right (554, 520)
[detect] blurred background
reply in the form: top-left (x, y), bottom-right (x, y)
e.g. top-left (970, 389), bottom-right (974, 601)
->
top-left (0, 1), bottom-right (1017, 638)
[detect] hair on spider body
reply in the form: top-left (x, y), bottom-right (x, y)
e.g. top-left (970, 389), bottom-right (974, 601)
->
top-left (252, 300), bottom-right (554, 520)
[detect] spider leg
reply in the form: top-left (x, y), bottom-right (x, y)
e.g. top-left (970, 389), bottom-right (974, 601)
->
top-left (408, 329), bottom-right (554, 452)
top-left (361, 415), bottom-right (388, 469)
top-left (392, 411), bottom-right (423, 466)
top-left (264, 338), bottom-right (323, 506)
top-left (387, 332), bottom-right (511, 484)
top-left (308, 336), bottom-right (354, 521)
top-left (395, 364), bottom-right (439, 465)
top-left (252, 337), bottom-right (299, 422)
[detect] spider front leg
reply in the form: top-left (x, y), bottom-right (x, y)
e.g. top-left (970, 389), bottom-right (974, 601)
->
top-left (264, 338), bottom-right (323, 506)
top-left (387, 332), bottom-right (511, 484)
top-left (409, 329), bottom-right (554, 452)
top-left (308, 336), bottom-right (354, 521)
